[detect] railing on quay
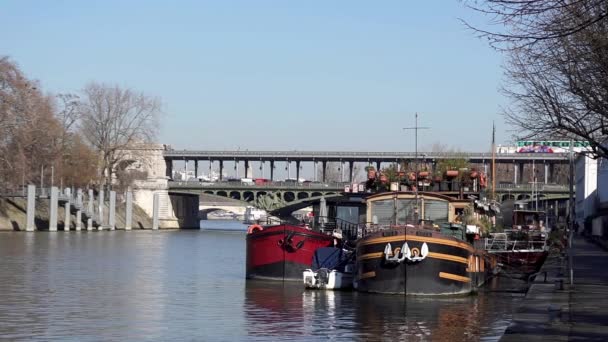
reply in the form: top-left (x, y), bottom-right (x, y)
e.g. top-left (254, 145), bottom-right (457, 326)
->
top-left (495, 183), bottom-right (569, 192)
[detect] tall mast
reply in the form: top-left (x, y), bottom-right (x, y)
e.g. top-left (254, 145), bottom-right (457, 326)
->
top-left (491, 122), bottom-right (496, 200)
top-left (403, 113), bottom-right (429, 224)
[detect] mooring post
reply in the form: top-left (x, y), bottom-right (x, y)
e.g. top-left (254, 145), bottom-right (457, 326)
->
top-left (109, 191), bottom-right (116, 230)
top-left (26, 184), bottom-right (36, 231)
top-left (76, 189), bottom-right (82, 231)
top-left (87, 189), bottom-right (94, 216)
top-left (64, 188), bottom-right (71, 231)
top-left (152, 192), bottom-right (159, 230)
top-left (98, 189), bottom-right (105, 230)
top-left (125, 190), bottom-right (133, 231)
top-left (87, 189), bottom-right (94, 230)
top-left (49, 186), bottom-right (58, 231)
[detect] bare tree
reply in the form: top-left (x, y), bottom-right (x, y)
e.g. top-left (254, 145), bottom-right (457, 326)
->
top-left (463, 0), bottom-right (608, 49)
top-left (79, 82), bottom-right (161, 188)
top-left (464, 1), bottom-right (608, 158)
top-left (0, 57), bottom-right (62, 189)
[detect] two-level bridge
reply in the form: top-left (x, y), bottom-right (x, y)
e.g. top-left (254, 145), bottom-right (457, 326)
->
top-left (168, 180), bottom-right (570, 215)
top-left (163, 149), bottom-right (570, 185)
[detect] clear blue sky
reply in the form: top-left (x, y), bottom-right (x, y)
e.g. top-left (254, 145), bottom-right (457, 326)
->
top-left (1, 0), bottom-right (508, 152)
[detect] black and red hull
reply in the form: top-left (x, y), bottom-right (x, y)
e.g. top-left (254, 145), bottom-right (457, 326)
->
top-left (246, 225), bottom-right (334, 281)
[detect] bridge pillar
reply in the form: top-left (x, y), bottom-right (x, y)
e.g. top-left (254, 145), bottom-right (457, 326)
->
top-left (165, 159), bottom-right (173, 179)
top-left (245, 160), bottom-right (250, 178)
top-left (322, 161), bottom-right (327, 182)
top-left (270, 161), bottom-right (275, 181)
top-left (376, 161), bottom-right (381, 173)
top-left (296, 161), bottom-right (300, 181)
top-left (195, 160), bottom-right (199, 179)
top-left (349, 161), bottom-right (354, 182)
top-left (219, 160), bottom-right (224, 181)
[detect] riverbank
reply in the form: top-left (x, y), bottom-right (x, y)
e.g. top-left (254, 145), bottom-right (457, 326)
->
top-left (0, 196), bottom-right (152, 230)
top-left (501, 235), bottom-right (608, 341)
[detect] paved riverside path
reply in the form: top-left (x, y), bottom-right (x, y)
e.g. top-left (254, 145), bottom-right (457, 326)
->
top-left (501, 235), bottom-right (608, 341)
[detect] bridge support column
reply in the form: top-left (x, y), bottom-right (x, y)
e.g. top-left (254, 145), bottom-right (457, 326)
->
top-left (245, 160), bottom-right (250, 178)
top-left (26, 184), bottom-right (36, 231)
top-left (195, 160), bottom-right (199, 179)
top-left (165, 159), bottom-right (173, 179)
top-left (270, 161), bottom-right (275, 181)
top-left (376, 161), bottom-right (381, 173)
top-left (322, 161), bottom-right (327, 182)
top-left (349, 161), bottom-right (354, 183)
top-left (296, 161), bottom-right (300, 181)
top-left (513, 163), bottom-right (518, 184)
top-left (219, 160), bottom-right (224, 181)
top-left (544, 163), bottom-right (549, 184)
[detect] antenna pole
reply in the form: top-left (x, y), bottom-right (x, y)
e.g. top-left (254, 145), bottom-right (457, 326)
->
top-left (403, 113), bottom-right (430, 225)
top-left (492, 122), bottom-right (496, 200)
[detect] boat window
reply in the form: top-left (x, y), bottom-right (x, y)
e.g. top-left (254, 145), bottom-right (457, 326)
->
top-left (423, 200), bottom-right (449, 224)
top-left (396, 199), bottom-right (417, 225)
top-left (336, 206), bottom-right (359, 224)
top-left (370, 200), bottom-right (395, 225)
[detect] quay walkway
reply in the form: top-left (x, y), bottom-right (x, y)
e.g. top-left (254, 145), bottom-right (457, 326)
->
top-left (501, 235), bottom-right (608, 341)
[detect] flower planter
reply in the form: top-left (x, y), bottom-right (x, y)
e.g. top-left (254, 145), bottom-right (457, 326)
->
top-left (446, 170), bottom-right (459, 178)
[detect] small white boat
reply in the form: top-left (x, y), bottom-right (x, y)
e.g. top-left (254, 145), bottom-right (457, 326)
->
top-left (302, 247), bottom-right (355, 290)
top-left (303, 266), bottom-right (354, 290)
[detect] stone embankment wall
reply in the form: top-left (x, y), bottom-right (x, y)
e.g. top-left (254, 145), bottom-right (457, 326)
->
top-left (0, 197), bottom-right (153, 231)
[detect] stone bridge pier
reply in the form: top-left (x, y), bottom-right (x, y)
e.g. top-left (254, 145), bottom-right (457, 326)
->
top-left (121, 144), bottom-right (200, 228)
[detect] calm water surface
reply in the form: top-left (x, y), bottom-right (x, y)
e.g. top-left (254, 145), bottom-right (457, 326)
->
top-left (0, 223), bottom-right (525, 341)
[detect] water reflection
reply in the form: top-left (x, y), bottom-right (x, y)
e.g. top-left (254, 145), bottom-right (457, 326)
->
top-left (0, 231), bottom-right (522, 341)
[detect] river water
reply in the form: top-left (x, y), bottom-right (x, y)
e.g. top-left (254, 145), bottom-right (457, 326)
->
top-left (0, 222), bottom-right (526, 341)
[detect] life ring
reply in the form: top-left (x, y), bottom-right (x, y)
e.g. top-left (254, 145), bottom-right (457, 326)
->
top-left (247, 224), bottom-right (264, 234)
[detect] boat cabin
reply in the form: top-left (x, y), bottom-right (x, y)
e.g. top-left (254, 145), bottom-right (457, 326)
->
top-left (365, 192), bottom-right (470, 227)
top-left (513, 210), bottom-right (547, 231)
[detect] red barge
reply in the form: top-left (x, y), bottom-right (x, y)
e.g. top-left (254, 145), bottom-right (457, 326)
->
top-left (484, 210), bottom-right (549, 274)
top-left (246, 224), bottom-right (336, 281)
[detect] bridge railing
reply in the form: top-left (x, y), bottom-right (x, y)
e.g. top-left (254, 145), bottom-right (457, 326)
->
top-left (164, 149), bottom-right (570, 160)
top-left (169, 180), bottom-right (348, 190)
